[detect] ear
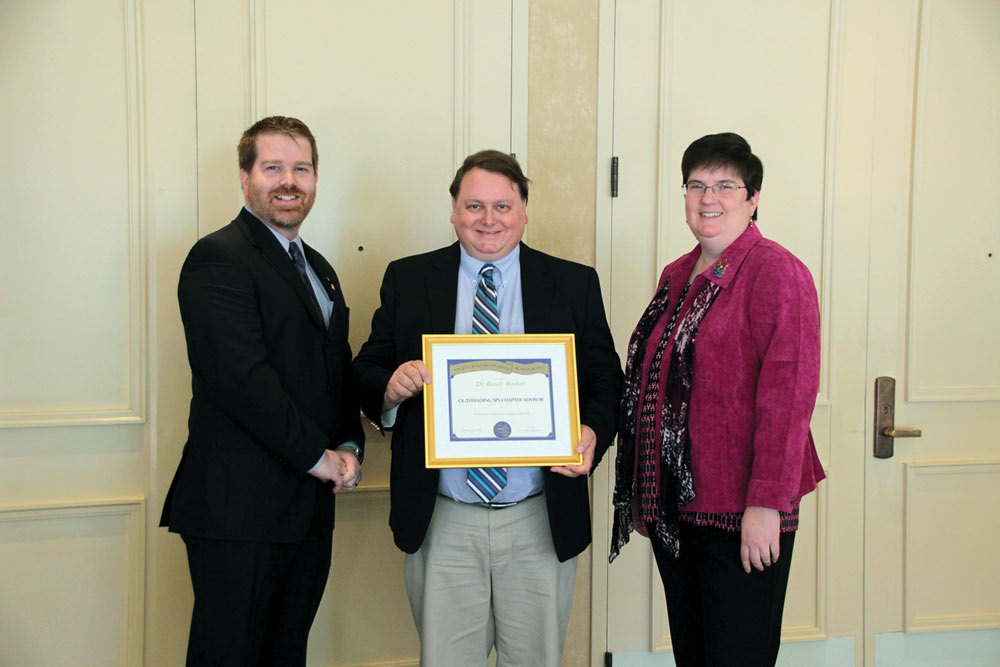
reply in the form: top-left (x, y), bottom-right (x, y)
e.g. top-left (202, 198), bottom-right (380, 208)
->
top-left (239, 170), bottom-right (250, 196)
top-left (450, 198), bottom-right (459, 225)
top-left (749, 189), bottom-right (760, 217)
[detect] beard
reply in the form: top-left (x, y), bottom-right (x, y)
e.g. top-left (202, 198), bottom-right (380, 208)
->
top-left (245, 181), bottom-right (316, 230)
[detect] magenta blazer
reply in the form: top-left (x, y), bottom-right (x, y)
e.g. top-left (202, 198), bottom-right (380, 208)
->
top-left (640, 224), bottom-right (825, 514)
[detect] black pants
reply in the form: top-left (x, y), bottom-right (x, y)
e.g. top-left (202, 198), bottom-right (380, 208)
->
top-left (651, 522), bottom-right (795, 667)
top-left (182, 518), bottom-right (331, 667)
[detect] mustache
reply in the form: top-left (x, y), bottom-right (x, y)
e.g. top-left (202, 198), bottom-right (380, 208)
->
top-left (270, 186), bottom-right (306, 196)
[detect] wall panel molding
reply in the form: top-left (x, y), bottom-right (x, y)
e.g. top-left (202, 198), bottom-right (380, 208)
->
top-left (452, 0), bottom-right (527, 172)
top-left (510, 0), bottom-right (529, 174)
top-left (651, 0), bottom-right (671, 285)
top-left (905, 461), bottom-right (1000, 632)
top-left (817, 0), bottom-right (844, 406)
top-left (0, 498), bottom-right (145, 665)
top-left (0, 0), bottom-right (146, 428)
top-left (905, 0), bottom-right (1000, 402)
top-left (249, 0), bottom-right (267, 121)
top-left (453, 0), bottom-right (471, 170)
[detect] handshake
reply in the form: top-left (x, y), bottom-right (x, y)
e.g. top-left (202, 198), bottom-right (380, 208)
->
top-left (308, 447), bottom-right (363, 492)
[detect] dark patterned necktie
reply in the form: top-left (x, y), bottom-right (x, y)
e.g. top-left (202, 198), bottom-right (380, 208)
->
top-left (288, 242), bottom-right (324, 326)
top-left (467, 264), bottom-right (507, 502)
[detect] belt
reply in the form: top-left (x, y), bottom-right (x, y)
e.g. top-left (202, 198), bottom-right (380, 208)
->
top-left (440, 492), bottom-right (542, 510)
top-left (474, 491), bottom-right (543, 510)
top-left (479, 501), bottom-right (519, 509)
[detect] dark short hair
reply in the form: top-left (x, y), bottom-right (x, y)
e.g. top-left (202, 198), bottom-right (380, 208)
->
top-left (449, 150), bottom-right (531, 203)
top-left (237, 116), bottom-right (318, 173)
top-left (681, 132), bottom-right (762, 220)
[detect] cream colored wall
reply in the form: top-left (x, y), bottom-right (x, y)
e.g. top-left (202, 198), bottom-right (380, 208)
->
top-left (528, 2), bottom-right (601, 665)
top-left (2, 2), bottom-right (539, 666)
top-left (529, 0), bottom-right (600, 267)
top-left (1, 1), bottom-right (150, 664)
top-left (2, 1), bottom-right (617, 665)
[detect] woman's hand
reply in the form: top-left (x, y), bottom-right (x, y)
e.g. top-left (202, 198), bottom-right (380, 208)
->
top-left (740, 506), bottom-right (781, 573)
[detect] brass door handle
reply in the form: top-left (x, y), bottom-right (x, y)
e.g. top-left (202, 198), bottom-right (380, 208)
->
top-left (874, 377), bottom-right (923, 458)
top-left (881, 427), bottom-right (922, 438)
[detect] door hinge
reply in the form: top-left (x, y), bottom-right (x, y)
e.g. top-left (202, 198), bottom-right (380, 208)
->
top-left (611, 156), bottom-right (619, 197)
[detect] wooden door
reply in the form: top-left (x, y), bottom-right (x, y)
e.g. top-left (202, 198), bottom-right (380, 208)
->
top-left (596, 1), bottom-right (1000, 665)
top-left (596, 0), bottom-right (861, 663)
top-left (862, 1), bottom-right (1000, 664)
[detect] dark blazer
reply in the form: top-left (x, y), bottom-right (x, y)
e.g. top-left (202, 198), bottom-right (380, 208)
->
top-left (352, 242), bottom-right (622, 561)
top-left (161, 208), bottom-right (364, 543)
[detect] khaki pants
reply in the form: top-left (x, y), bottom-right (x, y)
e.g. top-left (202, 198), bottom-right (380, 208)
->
top-left (405, 494), bottom-right (577, 667)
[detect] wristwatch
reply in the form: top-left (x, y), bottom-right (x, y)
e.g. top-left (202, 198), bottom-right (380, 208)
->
top-left (337, 443), bottom-right (364, 464)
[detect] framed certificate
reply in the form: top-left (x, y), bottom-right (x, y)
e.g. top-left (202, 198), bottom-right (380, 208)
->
top-left (422, 334), bottom-right (582, 468)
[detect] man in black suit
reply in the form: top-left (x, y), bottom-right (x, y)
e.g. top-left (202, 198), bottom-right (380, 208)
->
top-left (161, 116), bottom-right (364, 666)
top-left (353, 150), bottom-right (622, 665)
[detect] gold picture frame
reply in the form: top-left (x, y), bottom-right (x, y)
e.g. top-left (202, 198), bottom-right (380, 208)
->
top-left (422, 333), bottom-right (582, 468)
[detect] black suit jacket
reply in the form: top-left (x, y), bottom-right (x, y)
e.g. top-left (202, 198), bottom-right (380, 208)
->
top-left (352, 242), bottom-right (622, 561)
top-left (160, 208), bottom-right (364, 543)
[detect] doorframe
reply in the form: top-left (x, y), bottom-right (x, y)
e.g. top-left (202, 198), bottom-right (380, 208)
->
top-left (590, 0), bottom-right (616, 663)
top-left (590, 2), bottom-right (870, 664)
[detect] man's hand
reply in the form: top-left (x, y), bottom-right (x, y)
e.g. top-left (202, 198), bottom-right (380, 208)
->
top-left (551, 425), bottom-right (597, 478)
top-left (336, 448), bottom-right (362, 492)
top-left (383, 360), bottom-right (432, 411)
top-left (740, 505), bottom-right (781, 573)
top-left (308, 449), bottom-right (347, 492)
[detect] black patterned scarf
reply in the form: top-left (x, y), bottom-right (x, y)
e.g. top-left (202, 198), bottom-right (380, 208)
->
top-left (610, 275), bottom-right (721, 561)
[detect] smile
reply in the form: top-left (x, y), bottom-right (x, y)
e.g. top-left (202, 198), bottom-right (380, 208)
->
top-left (701, 212), bottom-right (722, 218)
top-left (275, 195), bottom-right (299, 201)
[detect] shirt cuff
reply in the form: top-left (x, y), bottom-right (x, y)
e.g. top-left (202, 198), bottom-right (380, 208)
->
top-left (745, 479), bottom-right (797, 513)
top-left (307, 452), bottom-right (325, 474)
top-left (381, 404), bottom-right (399, 430)
top-left (336, 441), bottom-right (363, 464)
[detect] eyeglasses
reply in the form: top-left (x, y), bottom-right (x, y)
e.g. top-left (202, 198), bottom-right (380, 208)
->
top-left (682, 182), bottom-right (747, 198)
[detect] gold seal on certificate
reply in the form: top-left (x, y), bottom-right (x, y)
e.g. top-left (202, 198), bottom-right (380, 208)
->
top-left (422, 334), bottom-right (582, 468)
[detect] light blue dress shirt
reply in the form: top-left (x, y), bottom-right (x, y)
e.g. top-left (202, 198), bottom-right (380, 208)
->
top-left (437, 244), bottom-right (544, 503)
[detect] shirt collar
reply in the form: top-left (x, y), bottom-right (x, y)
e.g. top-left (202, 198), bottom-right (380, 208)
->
top-left (701, 223), bottom-right (763, 288)
top-left (680, 223), bottom-right (763, 289)
top-left (244, 205), bottom-right (300, 253)
top-left (459, 243), bottom-right (520, 287)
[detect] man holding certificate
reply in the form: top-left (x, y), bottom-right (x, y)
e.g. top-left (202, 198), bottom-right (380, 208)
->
top-left (353, 150), bottom-right (622, 666)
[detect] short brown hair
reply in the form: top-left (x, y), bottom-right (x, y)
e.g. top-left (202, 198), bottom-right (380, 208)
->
top-left (681, 132), bottom-right (762, 220)
top-left (449, 150), bottom-right (530, 203)
top-left (237, 116), bottom-right (318, 173)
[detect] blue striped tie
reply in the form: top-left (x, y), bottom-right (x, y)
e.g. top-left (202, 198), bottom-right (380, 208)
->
top-left (467, 264), bottom-right (507, 502)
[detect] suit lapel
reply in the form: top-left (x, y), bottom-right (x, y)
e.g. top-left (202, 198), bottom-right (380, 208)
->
top-left (428, 243), bottom-right (460, 334)
top-left (237, 209), bottom-right (327, 331)
top-left (303, 242), bottom-right (345, 338)
top-left (519, 243), bottom-right (555, 334)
